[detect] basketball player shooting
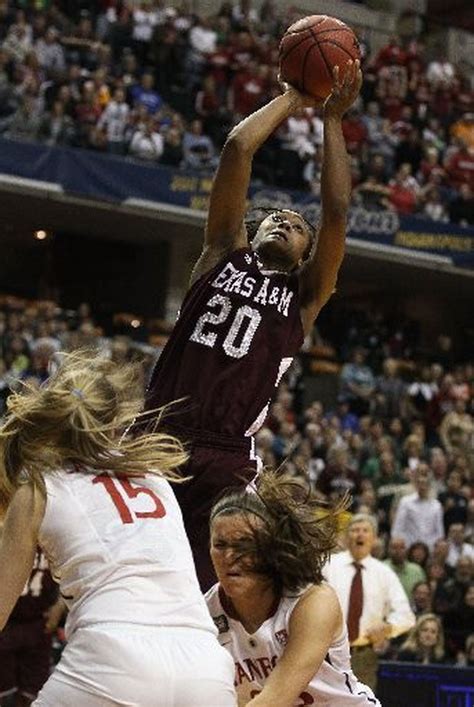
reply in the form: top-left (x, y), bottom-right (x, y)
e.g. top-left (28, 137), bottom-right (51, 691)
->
top-left (144, 60), bottom-right (362, 591)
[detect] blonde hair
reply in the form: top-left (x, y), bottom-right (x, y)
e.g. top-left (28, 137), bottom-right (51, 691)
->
top-left (0, 350), bottom-right (188, 506)
top-left (401, 613), bottom-right (445, 661)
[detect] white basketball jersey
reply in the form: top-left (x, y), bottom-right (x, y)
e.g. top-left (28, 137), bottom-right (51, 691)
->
top-left (206, 584), bottom-right (381, 707)
top-left (39, 468), bottom-right (216, 639)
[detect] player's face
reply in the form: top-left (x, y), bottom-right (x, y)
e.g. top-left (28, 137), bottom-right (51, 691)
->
top-left (210, 513), bottom-right (268, 598)
top-left (252, 211), bottom-right (311, 270)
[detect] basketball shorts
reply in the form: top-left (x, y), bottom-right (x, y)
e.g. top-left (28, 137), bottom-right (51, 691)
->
top-left (173, 440), bottom-right (259, 591)
top-left (33, 624), bottom-right (236, 706)
top-left (0, 619), bottom-right (51, 700)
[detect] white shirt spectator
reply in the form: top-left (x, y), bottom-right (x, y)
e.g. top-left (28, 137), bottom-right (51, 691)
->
top-left (392, 492), bottom-right (444, 550)
top-left (282, 114), bottom-right (315, 159)
top-left (129, 128), bottom-right (163, 161)
top-left (310, 113), bottom-right (324, 147)
top-left (426, 60), bottom-right (455, 87)
top-left (446, 541), bottom-right (474, 568)
top-left (324, 550), bottom-right (415, 644)
top-left (132, 8), bottom-right (158, 43)
top-left (98, 99), bottom-right (130, 143)
top-left (189, 24), bottom-right (217, 55)
top-left (35, 32), bottom-right (66, 74)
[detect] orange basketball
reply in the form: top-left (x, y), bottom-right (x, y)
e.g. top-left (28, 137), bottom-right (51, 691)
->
top-left (279, 15), bottom-right (361, 100)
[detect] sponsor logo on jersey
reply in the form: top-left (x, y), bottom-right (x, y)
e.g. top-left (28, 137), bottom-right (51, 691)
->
top-left (213, 613), bottom-right (229, 634)
top-left (274, 629), bottom-right (288, 646)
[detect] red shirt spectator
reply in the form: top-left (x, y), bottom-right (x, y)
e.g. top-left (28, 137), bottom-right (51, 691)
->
top-left (376, 37), bottom-right (407, 69)
top-left (229, 62), bottom-right (266, 117)
top-left (342, 109), bottom-right (368, 154)
top-left (445, 145), bottom-right (474, 189)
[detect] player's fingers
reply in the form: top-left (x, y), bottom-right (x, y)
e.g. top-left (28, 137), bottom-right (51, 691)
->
top-left (343, 60), bottom-right (353, 88)
top-left (332, 64), bottom-right (340, 88)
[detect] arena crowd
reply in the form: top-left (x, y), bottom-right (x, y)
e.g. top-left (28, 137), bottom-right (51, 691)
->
top-left (0, 0), bottom-right (473, 224)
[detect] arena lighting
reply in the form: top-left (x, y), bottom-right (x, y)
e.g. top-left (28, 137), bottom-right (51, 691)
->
top-left (34, 229), bottom-right (49, 240)
top-left (130, 319), bottom-right (141, 328)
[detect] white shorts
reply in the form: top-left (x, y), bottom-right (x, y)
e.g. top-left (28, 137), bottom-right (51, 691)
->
top-left (33, 624), bottom-right (236, 706)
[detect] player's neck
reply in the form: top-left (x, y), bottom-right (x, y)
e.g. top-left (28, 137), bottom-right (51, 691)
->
top-left (223, 584), bottom-right (278, 634)
top-left (259, 254), bottom-right (291, 273)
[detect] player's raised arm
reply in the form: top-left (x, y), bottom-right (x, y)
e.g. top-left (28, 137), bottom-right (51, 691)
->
top-left (191, 92), bottom-right (306, 284)
top-left (299, 61), bottom-right (362, 334)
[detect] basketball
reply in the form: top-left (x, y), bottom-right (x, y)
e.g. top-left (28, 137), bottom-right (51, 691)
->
top-left (279, 15), bottom-right (361, 100)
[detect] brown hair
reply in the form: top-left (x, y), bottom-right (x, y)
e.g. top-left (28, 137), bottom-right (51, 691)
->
top-left (210, 469), bottom-right (350, 594)
top-left (0, 350), bottom-right (188, 506)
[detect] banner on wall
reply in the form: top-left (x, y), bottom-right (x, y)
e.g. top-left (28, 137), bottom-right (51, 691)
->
top-left (0, 138), bottom-right (472, 269)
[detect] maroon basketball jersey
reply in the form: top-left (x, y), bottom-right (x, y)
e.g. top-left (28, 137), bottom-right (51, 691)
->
top-left (145, 248), bottom-right (304, 440)
top-left (9, 549), bottom-right (58, 624)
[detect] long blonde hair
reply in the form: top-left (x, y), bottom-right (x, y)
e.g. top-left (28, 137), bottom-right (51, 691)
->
top-left (0, 350), bottom-right (188, 505)
top-left (401, 613), bottom-right (445, 661)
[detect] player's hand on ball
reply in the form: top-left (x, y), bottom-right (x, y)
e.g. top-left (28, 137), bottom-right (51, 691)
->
top-left (278, 74), bottom-right (325, 111)
top-left (324, 59), bottom-right (362, 119)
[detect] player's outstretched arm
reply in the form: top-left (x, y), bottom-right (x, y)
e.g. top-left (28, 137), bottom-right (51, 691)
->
top-left (299, 61), bottom-right (362, 335)
top-left (191, 91), bottom-right (314, 284)
top-left (246, 584), bottom-right (341, 707)
top-left (0, 483), bottom-right (45, 630)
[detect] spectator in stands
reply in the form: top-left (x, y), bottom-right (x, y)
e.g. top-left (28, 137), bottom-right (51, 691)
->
top-left (129, 116), bottom-right (163, 161)
top-left (361, 101), bottom-right (384, 150)
top-left (130, 72), bottom-right (162, 115)
top-left (439, 398), bottom-right (473, 455)
top-left (340, 347), bottom-right (375, 416)
top-left (324, 513), bottom-right (415, 690)
top-left (182, 118), bottom-right (216, 171)
top-left (38, 99), bottom-right (75, 146)
top-left (451, 112), bottom-right (474, 149)
top-left (398, 613), bottom-right (447, 664)
top-left (411, 580), bottom-right (433, 616)
top-left (426, 54), bottom-right (455, 89)
top-left (316, 445), bottom-right (361, 501)
top-left (434, 556), bottom-right (473, 619)
top-left (421, 186), bottom-right (449, 222)
top-left (438, 469), bottom-right (469, 533)
top-left (385, 537), bottom-right (427, 599)
top-left (444, 583), bottom-right (474, 661)
top-left (445, 141), bottom-right (474, 190)
top-left (446, 523), bottom-right (474, 568)
top-left (387, 163), bottom-right (419, 214)
top-left (392, 464), bottom-right (444, 551)
top-left (6, 94), bottom-right (42, 142)
top-left (34, 26), bottom-right (66, 78)
top-left (97, 86), bottom-right (130, 154)
top-left (374, 358), bottom-right (407, 420)
top-left (161, 126), bottom-right (184, 167)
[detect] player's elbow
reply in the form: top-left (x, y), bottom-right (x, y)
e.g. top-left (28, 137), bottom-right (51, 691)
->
top-left (224, 129), bottom-right (253, 156)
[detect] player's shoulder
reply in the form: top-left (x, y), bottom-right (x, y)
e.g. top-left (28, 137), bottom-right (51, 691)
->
top-left (205, 584), bottom-right (232, 636)
top-left (189, 246), bottom-right (252, 288)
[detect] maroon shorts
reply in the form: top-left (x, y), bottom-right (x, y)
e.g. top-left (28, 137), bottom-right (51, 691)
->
top-left (0, 619), bottom-right (51, 698)
top-left (173, 440), bottom-right (258, 592)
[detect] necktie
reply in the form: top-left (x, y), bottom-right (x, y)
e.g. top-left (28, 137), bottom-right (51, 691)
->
top-left (347, 562), bottom-right (363, 643)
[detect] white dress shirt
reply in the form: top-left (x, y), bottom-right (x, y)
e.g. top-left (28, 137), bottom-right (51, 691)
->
top-left (391, 492), bottom-right (444, 550)
top-left (323, 551), bottom-right (415, 645)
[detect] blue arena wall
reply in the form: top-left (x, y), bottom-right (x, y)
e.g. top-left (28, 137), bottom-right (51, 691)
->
top-left (0, 138), bottom-right (472, 270)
